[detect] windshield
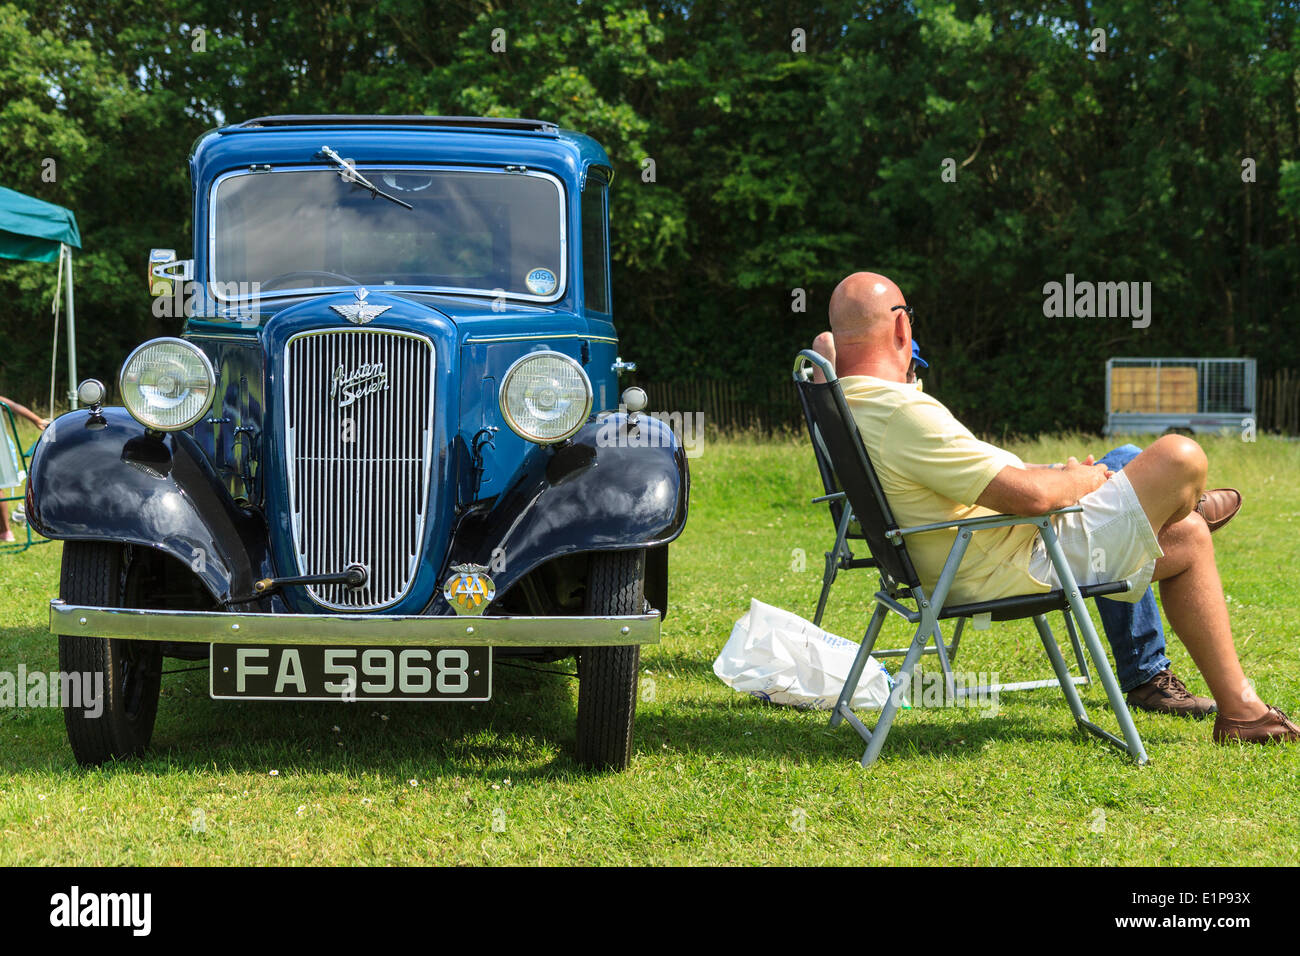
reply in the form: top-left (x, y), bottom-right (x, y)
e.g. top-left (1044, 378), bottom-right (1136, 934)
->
top-left (210, 166), bottom-right (565, 301)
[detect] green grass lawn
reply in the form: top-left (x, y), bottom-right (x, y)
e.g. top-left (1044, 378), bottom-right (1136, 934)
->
top-left (1, 428), bottom-right (1298, 865)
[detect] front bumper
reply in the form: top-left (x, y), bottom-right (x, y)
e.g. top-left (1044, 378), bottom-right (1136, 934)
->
top-left (50, 600), bottom-right (660, 646)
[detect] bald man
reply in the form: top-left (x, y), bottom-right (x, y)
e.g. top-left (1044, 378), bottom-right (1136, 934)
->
top-left (812, 332), bottom-right (1232, 719)
top-left (825, 271), bottom-right (1295, 745)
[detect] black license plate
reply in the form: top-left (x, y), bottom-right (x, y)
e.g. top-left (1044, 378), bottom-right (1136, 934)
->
top-left (209, 644), bottom-right (492, 701)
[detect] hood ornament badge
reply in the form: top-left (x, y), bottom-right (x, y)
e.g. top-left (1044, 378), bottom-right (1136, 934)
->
top-left (444, 564), bottom-right (496, 615)
top-left (330, 287), bottom-right (392, 325)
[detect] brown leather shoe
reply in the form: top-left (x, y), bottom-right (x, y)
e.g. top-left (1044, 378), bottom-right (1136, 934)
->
top-left (1196, 488), bottom-right (1242, 533)
top-left (1213, 705), bottom-right (1300, 744)
top-left (1126, 669), bottom-right (1216, 719)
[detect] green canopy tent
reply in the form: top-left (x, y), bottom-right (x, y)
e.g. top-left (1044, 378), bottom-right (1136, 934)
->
top-left (0, 185), bottom-right (82, 412)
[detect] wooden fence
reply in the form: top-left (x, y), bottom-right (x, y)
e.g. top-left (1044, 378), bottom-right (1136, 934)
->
top-left (1259, 368), bottom-right (1300, 435)
top-left (643, 380), bottom-right (803, 434)
top-left (646, 367), bottom-right (1300, 436)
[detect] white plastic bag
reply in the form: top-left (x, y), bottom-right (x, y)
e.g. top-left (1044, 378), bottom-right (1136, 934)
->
top-left (713, 598), bottom-right (893, 711)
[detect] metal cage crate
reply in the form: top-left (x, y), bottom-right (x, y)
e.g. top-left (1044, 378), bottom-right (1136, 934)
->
top-left (1104, 357), bottom-right (1256, 435)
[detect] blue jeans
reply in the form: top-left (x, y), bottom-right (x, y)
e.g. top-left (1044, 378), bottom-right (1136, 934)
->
top-left (1093, 444), bottom-right (1169, 691)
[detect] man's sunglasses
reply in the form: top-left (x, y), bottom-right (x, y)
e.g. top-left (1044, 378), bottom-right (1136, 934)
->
top-left (892, 304), bottom-right (914, 327)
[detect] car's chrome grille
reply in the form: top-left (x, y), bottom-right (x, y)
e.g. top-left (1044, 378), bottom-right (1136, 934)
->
top-left (283, 328), bottom-right (436, 610)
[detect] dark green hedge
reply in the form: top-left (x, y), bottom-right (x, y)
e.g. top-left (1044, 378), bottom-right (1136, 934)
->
top-left (2, 1), bottom-right (1295, 432)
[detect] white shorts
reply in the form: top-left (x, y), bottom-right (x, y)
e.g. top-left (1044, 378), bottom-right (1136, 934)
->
top-left (1027, 470), bottom-right (1163, 603)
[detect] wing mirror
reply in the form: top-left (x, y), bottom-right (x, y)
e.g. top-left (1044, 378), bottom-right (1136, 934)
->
top-left (148, 249), bottom-right (194, 297)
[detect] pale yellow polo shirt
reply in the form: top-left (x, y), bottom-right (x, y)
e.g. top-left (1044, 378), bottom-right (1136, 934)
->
top-left (839, 375), bottom-right (1050, 604)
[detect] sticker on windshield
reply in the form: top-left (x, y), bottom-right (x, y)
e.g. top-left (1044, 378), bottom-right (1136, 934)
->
top-left (525, 267), bottom-right (558, 296)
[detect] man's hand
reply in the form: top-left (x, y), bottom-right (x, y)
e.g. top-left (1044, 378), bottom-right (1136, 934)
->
top-left (1077, 454), bottom-right (1114, 479)
top-left (1063, 457), bottom-right (1109, 496)
top-left (1031, 454), bottom-right (1114, 479)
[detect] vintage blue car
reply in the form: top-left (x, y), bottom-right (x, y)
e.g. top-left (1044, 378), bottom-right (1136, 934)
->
top-left (28, 115), bottom-right (689, 770)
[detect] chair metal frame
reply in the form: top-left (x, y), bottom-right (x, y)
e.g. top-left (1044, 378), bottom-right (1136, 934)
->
top-left (0, 400), bottom-right (48, 554)
top-left (792, 350), bottom-right (1148, 766)
top-left (795, 374), bottom-right (1093, 698)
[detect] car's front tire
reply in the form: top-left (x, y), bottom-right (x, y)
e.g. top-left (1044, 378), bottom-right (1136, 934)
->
top-left (575, 549), bottom-right (645, 771)
top-left (58, 541), bottom-right (162, 766)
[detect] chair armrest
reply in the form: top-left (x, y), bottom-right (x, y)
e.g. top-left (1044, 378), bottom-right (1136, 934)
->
top-left (811, 491), bottom-right (846, 504)
top-left (886, 506), bottom-right (1083, 541)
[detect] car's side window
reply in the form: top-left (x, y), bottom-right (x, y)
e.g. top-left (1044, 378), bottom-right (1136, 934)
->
top-left (582, 178), bottom-right (610, 314)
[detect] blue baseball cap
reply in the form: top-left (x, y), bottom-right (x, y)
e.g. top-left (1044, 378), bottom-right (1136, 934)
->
top-left (912, 340), bottom-right (929, 369)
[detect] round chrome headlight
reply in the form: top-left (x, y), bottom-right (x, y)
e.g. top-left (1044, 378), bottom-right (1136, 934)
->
top-left (118, 338), bottom-right (216, 431)
top-left (499, 350), bottom-right (593, 444)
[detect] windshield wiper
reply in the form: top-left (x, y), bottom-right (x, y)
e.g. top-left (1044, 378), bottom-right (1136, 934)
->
top-left (317, 146), bottom-right (414, 210)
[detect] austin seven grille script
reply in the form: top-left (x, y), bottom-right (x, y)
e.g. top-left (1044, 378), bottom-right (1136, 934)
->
top-left (330, 360), bottom-right (389, 407)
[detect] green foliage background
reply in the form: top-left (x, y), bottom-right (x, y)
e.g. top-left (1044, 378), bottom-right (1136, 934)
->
top-left (1, 0), bottom-right (1296, 433)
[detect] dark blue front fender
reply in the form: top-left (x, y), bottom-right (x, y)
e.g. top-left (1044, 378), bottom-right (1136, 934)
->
top-left (27, 408), bottom-right (271, 605)
top-left (443, 413), bottom-right (689, 605)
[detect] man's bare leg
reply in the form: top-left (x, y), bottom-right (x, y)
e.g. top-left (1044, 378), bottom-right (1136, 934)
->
top-left (1119, 435), bottom-right (1267, 720)
top-left (1152, 513), bottom-right (1262, 719)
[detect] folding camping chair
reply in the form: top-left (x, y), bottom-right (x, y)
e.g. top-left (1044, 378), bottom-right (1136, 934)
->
top-left (794, 371), bottom-right (880, 628)
top-left (792, 350), bottom-right (1148, 766)
top-left (794, 365), bottom-right (1095, 699)
top-left (0, 400), bottom-right (47, 554)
